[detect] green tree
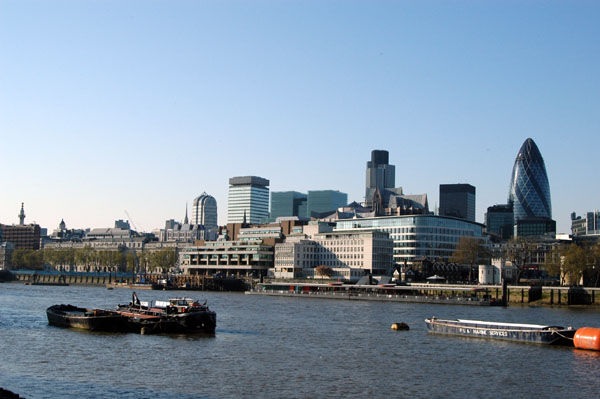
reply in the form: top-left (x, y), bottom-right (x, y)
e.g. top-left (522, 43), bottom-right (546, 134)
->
top-left (543, 244), bottom-right (566, 285)
top-left (450, 236), bottom-right (489, 283)
top-left (12, 249), bottom-right (44, 270)
top-left (590, 242), bottom-right (600, 287)
top-left (12, 249), bottom-right (27, 269)
top-left (125, 252), bottom-right (137, 273)
top-left (150, 248), bottom-right (177, 274)
top-left (75, 246), bottom-right (94, 272)
top-left (562, 243), bottom-right (587, 286)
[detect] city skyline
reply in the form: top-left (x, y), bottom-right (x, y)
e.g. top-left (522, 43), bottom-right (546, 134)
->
top-left (1, 1), bottom-right (599, 233)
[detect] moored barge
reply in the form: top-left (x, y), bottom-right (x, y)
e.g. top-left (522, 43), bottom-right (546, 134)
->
top-left (46, 304), bottom-right (128, 332)
top-left (425, 317), bottom-right (575, 345)
top-left (116, 292), bottom-right (217, 334)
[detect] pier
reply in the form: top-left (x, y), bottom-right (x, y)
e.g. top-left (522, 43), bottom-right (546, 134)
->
top-left (246, 282), bottom-right (497, 305)
top-left (247, 281), bottom-right (600, 307)
top-left (11, 270), bottom-right (249, 291)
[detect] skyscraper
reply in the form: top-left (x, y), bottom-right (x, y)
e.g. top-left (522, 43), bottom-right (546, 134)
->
top-left (192, 193), bottom-right (218, 229)
top-left (485, 204), bottom-right (514, 240)
top-left (439, 184), bottom-right (476, 221)
top-left (227, 176), bottom-right (270, 224)
top-left (365, 150), bottom-right (395, 205)
top-left (508, 138), bottom-right (552, 223)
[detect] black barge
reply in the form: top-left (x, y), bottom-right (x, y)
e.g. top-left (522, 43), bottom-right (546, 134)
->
top-left (425, 317), bottom-right (576, 345)
top-left (46, 305), bottom-right (128, 332)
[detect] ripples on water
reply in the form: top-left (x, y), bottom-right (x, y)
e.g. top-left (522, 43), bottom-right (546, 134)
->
top-left (1, 284), bottom-right (599, 399)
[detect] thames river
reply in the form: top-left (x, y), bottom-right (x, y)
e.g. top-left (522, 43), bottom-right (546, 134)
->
top-left (1, 283), bottom-right (599, 399)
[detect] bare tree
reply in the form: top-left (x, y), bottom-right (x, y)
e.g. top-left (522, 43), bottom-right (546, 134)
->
top-left (315, 265), bottom-right (334, 279)
top-left (450, 236), bottom-right (489, 283)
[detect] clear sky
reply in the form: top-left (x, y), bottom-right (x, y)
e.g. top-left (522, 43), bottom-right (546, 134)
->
top-left (1, 0), bottom-right (598, 234)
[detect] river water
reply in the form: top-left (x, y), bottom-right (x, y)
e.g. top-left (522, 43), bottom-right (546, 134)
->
top-left (0, 283), bottom-right (599, 399)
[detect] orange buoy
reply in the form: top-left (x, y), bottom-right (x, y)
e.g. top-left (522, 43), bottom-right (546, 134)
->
top-left (574, 327), bottom-right (600, 351)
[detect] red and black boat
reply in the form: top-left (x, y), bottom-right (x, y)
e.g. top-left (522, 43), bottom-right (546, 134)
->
top-left (116, 292), bottom-right (217, 334)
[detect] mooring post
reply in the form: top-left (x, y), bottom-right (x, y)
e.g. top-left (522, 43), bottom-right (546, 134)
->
top-left (550, 289), bottom-right (554, 305)
top-left (521, 288), bottom-right (524, 303)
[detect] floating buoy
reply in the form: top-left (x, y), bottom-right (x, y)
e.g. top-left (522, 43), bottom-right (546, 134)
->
top-left (574, 327), bottom-right (600, 351)
top-left (391, 322), bottom-right (409, 331)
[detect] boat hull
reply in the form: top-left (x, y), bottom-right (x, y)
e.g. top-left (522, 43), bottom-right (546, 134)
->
top-left (425, 318), bottom-right (575, 346)
top-left (118, 308), bottom-right (217, 334)
top-left (47, 305), bottom-right (128, 332)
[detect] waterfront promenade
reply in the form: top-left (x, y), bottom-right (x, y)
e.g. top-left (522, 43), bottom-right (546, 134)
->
top-left (6, 269), bottom-right (600, 308)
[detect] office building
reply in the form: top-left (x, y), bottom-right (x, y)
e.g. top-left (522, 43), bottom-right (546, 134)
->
top-left (270, 191), bottom-right (307, 220)
top-left (274, 228), bottom-right (393, 280)
top-left (192, 193), bottom-right (218, 229)
top-left (1, 205), bottom-right (41, 250)
top-left (335, 214), bottom-right (485, 268)
top-left (227, 176), bottom-right (270, 224)
top-left (485, 204), bottom-right (514, 240)
top-left (365, 150), bottom-right (395, 204)
top-left (515, 217), bottom-right (556, 237)
top-left (306, 190), bottom-right (347, 217)
top-left (179, 240), bottom-right (274, 277)
top-left (439, 184), bottom-right (476, 222)
top-left (0, 224), bottom-right (42, 250)
top-left (363, 150), bottom-right (429, 216)
top-left (508, 138), bottom-right (552, 222)
top-left (571, 211), bottom-right (600, 236)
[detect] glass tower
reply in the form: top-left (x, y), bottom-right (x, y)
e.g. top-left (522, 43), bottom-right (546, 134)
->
top-left (307, 190), bottom-right (348, 217)
top-left (439, 184), bottom-right (476, 222)
top-left (270, 191), bottom-right (308, 220)
top-left (508, 138), bottom-right (551, 223)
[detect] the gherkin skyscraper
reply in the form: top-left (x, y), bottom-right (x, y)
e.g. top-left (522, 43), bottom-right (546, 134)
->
top-left (508, 138), bottom-right (552, 222)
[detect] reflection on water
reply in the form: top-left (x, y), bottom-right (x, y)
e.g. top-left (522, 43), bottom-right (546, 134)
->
top-left (1, 284), bottom-right (599, 399)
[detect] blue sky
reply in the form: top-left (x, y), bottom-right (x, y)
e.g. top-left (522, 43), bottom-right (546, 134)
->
top-left (1, 0), bottom-right (598, 234)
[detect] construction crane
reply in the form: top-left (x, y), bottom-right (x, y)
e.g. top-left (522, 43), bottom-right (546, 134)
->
top-left (124, 210), bottom-right (140, 232)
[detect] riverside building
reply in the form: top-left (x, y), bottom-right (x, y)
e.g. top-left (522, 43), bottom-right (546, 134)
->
top-left (334, 215), bottom-right (485, 268)
top-left (179, 240), bottom-right (274, 277)
top-left (274, 223), bottom-right (393, 280)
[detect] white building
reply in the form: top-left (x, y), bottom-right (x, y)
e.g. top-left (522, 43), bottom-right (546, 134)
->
top-left (227, 176), bottom-right (270, 224)
top-left (274, 222), bottom-right (393, 280)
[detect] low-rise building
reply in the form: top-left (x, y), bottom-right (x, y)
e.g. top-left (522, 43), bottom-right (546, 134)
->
top-left (179, 240), bottom-right (274, 277)
top-left (273, 223), bottom-right (393, 280)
